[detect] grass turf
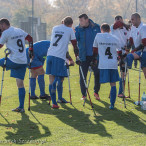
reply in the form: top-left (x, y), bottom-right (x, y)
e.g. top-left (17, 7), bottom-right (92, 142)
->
top-left (0, 45), bottom-right (145, 146)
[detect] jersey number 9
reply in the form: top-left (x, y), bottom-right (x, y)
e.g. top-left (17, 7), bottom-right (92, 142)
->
top-left (17, 39), bottom-right (24, 53)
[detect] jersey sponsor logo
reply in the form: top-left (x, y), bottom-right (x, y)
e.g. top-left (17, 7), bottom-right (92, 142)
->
top-left (11, 35), bottom-right (24, 40)
top-left (99, 42), bottom-right (117, 46)
top-left (55, 31), bottom-right (64, 34)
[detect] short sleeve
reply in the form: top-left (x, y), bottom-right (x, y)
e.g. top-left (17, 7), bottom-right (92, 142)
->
top-left (115, 37), bottom-right (122, 51)
top-left (0, 31), bottom-right (8, 45)
top-left (20, 29), bottom-right (28, 38)
top-left (93, 35), bottom-right (98, 48)
top-left (140, 26), bottom-right (146, 40)
top-left (70, 28), bottom-right (76, 41)
top-left (110, 25), bottom-right (114, 34)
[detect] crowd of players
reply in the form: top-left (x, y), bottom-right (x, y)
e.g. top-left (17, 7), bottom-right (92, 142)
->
top-left (0, 12), bottom-right (145, 112)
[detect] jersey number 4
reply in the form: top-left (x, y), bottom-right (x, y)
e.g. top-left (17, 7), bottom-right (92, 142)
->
top-left (105, 47), bottom-right (113, 59)
top-left (53, 34), bottom-right (63, 46)
top-left (17, 39), bottom-right (24, 53)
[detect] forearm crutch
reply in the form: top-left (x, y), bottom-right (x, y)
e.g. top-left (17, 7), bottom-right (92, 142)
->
top-left (83, 66), bottom-right (92, 107)
top-left (0, 49), bottom-right (11, 106)
top-left (28, 58), bottom-right (32, 111)
top-left (80, 66), bottom-right (96, 116)
top-left (67, 65), bottom-right (72, 105)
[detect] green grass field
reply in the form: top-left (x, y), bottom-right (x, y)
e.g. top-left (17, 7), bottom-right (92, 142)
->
top-left (0, 45), bottom-right (145, 146)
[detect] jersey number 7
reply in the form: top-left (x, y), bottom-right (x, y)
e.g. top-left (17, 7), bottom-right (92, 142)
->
top-left (105, 47), bottom-right (113, 59)
top-left (53, 34), bottom-right (63, 46)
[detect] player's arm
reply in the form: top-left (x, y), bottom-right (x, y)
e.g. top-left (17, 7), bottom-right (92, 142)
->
top-left (132, 27), bottom-right (146, 53)
top-left (70, 39), bottom-right (80, 65)
top-left (132, 38), bottom-right (146, 52)
top-left (25, 34), bottom-right (33, 58)
top-left (70, 28), bottom-right (81, 65)
top-left (131, 39), bottom-right (146, 53)
top-left (0, 44), bottom-right (3, 48)
top-left (71, 40), bottom-right (79, 57)
top-left (93, 34), bottom-right (98, 56)
top-left (66, 51), bottom-right (73, 61)
top-left (66, 51), bottom-right (74, 66)
top-left (0, 31), bottom-right (7, 49)
top-left (126, 37), bottom-right (134, 52)
top-left (113, 21), bottom-right (130, 30)
top-left (116, 38), bottom-right (127, 59)
top-left (91, 35), bottom-right (99, 67)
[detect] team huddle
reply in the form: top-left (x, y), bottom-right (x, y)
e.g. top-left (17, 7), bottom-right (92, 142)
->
top-left (0, 12), bottom-right (145, 112)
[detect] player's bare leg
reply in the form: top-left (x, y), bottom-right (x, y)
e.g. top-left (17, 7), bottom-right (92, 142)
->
top-left (142, 67), bottom-right (146, 79)
top-left (31, 67), bottom-right (45, 78)
top-left (133, 53), bottom-right (140, 60)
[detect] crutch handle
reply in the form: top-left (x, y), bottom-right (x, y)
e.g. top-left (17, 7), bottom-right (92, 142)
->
top-left (4, 48), bottom-right (11, 56)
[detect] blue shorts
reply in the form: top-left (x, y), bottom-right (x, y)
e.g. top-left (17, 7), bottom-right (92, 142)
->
top-left (135, 51), bottom-right (146, 68)
top-left (27, 52), bottom-right (46, 69)
top-left (100, 69), bottom-right (120, 84)
top-left (28, 56), bottom-right (45, 69)
top-left (46, 56), bottom-right (67, 77)
top-left (0, 58), bottom-right (27, 80)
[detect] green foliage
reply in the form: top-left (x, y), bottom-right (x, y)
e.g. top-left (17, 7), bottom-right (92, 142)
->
top-left (12, 8), bottom-right (32, 27)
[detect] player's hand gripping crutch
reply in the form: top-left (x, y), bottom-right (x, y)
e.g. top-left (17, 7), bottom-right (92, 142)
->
top-left (0, 48), bottom-right (11, 106)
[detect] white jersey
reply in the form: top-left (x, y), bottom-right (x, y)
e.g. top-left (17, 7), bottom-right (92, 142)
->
top-left (111, 25), bottom-right (130, 54)
top-left (130, 23), bottom-right (146, 52)
top-left (93, 33), bottom-right (121, 69)
top-left (0, 26), bottom-right (28, 64)
top-left (47, 24), bottom-right (76, 60)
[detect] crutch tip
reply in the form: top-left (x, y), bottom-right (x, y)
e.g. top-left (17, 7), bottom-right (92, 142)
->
top-left (28, 108), bottom-right (30, 111)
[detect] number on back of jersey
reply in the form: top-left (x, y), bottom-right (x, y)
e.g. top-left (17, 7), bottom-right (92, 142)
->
top-left (105, 47), bottom-right (113, 59)
top-left (53, 34), bottom-right (63, 46)
top-left (17, 39), bottom-right (24, 53)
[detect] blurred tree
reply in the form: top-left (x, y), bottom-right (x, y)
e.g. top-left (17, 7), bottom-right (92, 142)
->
top-left (0, 0), bottom-right (145, 35)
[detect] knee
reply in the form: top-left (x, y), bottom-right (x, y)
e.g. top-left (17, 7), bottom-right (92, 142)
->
top-left (31, 70), bottom-right (37, 78)
top-left (110, 82), bottom-right (116, 87)
top-left (57, 77), bottom-right (64, 86)
top-left (38, 67), bottom-right (45, 75)
top-left (143, 68), bottom-right (146, 79)
top-left (16, 79), bottom-right (24, 88)
top-left (49, 75), bottom-right (55, 84)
